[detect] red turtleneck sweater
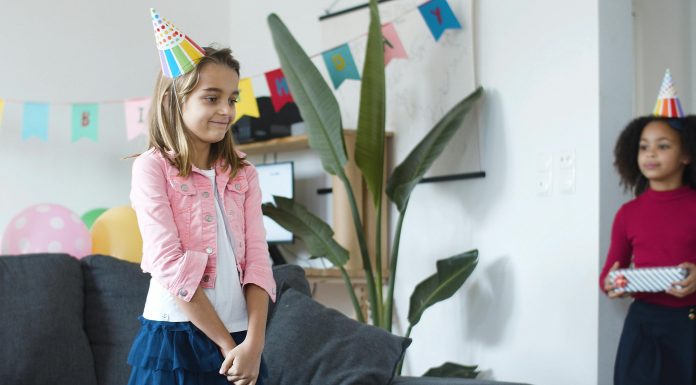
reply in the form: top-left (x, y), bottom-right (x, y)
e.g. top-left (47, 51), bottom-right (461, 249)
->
top-left (600, 186), bottom-right (696, 307)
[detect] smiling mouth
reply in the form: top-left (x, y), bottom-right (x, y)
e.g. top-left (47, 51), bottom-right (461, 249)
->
top-left (643, 164), bottom-right (659, 170)
top-left (209, 121), bottom-right (230, 125)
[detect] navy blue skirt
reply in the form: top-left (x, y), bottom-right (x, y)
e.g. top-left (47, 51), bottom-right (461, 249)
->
top-left (614, 300), bottom-right (696, 385)
top-left (127, 317), bottom-right (268, 385)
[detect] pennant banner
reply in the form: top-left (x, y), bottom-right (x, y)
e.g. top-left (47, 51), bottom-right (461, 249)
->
top-left (22, 103), bottom-right (50, 141)
top-left (382, 23), bottom-right (408, 66)
top-left (265, 68), bottom-right (294, 112)
top-left (419, 0), bottom-right (462, 41)
top-left (72, 103), bottom-right (99, 142)
top-left (322, 43), bottom-right (361, 89)
top-left (234, 78), bottom-right (260, 123)
top-left (2, 0), bottom-right (464, 144)
top-left (124, 98), bottom-right (151, 141)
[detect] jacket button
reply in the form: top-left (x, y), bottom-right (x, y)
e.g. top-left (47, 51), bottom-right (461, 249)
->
top-left (202, 275), bottom-right (210, 283)
top-left (202, 191), bottom-right (210, 198)
top-left (205, 247), bottom-right (213, 254)
top-left (181, 184), bottom-right (189, 191)
top-left (178, 288), bottom-right (188, 297)
top-left (235, 183), bottom-right (241, 190)
top-left (205, 215), bottom-right (213, 222)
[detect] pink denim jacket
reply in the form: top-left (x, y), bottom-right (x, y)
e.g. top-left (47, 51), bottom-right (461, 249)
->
top-left (130, 148), bottom-right (276, 303)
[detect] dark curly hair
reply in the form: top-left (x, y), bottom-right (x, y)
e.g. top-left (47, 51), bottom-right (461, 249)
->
top-left (614, 115), bottom-right (696, 196)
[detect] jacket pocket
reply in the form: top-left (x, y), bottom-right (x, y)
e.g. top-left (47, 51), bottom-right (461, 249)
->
top-left (168, 176), bottom-right (196, 245)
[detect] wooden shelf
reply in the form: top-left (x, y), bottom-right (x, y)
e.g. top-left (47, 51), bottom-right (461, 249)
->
top-left (304, 267), bottom-right (388, 284)
top-left (236, 135), bottom-right (310, 155)
top-left (236, 130), bottom-right (393, 156)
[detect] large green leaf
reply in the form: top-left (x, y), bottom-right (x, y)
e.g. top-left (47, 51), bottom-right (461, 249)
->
top-left (407, 250), bottom-right (478, 326)
top-left (354, 0), bottom-right (386, 207)
top-left (387, 87), bottom-right (484, 212)
top-left (267, 14), bottom-right (347, 176)
top-left (262, 197), bottom-right (349, 267)
top-left (423, 362), bottom-right (479, 379)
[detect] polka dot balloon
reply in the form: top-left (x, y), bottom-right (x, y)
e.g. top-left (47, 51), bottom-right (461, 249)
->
top-left (2, 204), bottom-right (92, 259)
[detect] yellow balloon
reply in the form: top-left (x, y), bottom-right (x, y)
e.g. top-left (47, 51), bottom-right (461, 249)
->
top-left (91, 205), bottom-right (143, 263)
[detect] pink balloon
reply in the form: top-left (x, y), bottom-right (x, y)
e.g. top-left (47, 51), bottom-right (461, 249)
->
top-left (2, 204), bottom-right (92, 259)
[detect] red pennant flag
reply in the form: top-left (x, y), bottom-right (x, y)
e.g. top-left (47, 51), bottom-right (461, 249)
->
top-left (265, 69), bottom-right (294, 112)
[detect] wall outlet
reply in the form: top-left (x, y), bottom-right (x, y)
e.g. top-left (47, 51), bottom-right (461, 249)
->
top-left (558, 150), bottom-right (576, 193)
top-left (537, 170), bottom-right (552, 195)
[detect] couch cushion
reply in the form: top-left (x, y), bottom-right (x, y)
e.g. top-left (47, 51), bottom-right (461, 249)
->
top-left (268, 264), bottom-right (311, 319)
top-left (81, 255), bottom-right (150, 385)
top-left (392, 377), bottom-right (530, 385)
top-left (263, 288), bottom-right (411, 385)
top-left (0, 254), bottom-right (98, 385)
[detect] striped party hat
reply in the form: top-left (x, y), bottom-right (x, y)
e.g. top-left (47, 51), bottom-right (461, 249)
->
top-left (653, 69), bottom-right (685, 118)
top-left (150, 9), bottom-right (206, 78)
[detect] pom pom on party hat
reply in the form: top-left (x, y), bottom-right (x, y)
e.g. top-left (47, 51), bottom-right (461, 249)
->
top-left (653, 69), bottom-right (685, 118)
top-left (150, 8), bottom-right (206, 78)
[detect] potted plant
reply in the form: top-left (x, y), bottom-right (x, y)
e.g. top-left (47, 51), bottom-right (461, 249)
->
top-left (264, 0), bottom-right (483, 377)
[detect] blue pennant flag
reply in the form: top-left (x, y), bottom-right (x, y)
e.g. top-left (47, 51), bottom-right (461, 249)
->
top-left (418, 0), bottom-right (462, 41)
top-left (22, 102), bottom-right (50, 141)
top-left (72, 103), bottom-right (99, 142)
top-left (322, 43), bottom-right (361, 89)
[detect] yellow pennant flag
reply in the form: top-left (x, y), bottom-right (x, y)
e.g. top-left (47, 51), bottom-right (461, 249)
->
top-left (234, 78), bottom-right (260, 123)
top-left (0, 99), bottom-right (5, 129)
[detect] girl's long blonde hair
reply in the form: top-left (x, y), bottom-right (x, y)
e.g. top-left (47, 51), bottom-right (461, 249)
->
top-left (148, 46), bottom-right (245, 177)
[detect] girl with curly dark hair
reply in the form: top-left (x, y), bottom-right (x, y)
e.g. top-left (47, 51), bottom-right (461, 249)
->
top-left (600, 70), bottom-right (696, 385)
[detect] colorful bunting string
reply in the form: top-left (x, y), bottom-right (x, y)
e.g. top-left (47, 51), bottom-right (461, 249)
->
top-left (0, 0), bottom-right (462, 143)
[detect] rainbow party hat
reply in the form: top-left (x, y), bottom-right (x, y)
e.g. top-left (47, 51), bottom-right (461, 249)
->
top-left (653, 69), bottom-right (685, 118)
top-left (150, 9), bottom-right (206, 78)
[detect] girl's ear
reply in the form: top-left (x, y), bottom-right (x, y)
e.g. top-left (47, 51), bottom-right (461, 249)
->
top-left (682, 154), bottom-right (691, 165)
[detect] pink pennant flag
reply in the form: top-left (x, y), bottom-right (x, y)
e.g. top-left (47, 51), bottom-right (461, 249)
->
top-left (382, 23), bottom-right (408, 66)
top-left (124, 98), bottom-right (151, 141)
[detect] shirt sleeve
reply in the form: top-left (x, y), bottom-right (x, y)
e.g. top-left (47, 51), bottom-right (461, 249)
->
top-left (599, 205), bottom-right (632, 292)
top-left (130, 154), bottom-right (207, 302)
top-left (240, 164), bottom-right (277, 302)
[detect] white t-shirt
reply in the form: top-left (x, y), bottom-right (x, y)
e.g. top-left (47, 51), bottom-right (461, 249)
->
top-left (142, 168), bottom-right (248, 332)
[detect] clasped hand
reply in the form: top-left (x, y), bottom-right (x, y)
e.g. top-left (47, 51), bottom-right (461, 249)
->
top-left (667, 262), bottom-right (696, 298)
top-left (219, 342), bottom-right (262, 385)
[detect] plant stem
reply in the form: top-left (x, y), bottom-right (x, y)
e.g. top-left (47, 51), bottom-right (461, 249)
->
top-left (384, 203), bottom-right (408, 331)
top-left (337, 172), bottom-right (380, 324)
top-left (374, 197), bottom-right (383, 327)
top-left (395, 324), bottom-right (414, 376)
top-left (337, 264), bottom-right (365, 323)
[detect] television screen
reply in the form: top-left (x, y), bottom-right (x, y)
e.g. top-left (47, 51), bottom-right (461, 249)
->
top-left (256, 161), bottom-right (294, 244)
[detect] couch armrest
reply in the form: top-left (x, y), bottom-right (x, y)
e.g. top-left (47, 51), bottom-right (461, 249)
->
top-left (392, 376), bottom-right (531, 385)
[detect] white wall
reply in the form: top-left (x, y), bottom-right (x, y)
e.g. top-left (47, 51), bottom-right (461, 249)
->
top-left (0, 0), bottom-right (231, 244)
top-left (598, 2), bottom-right (634, 384)
top-left (439, 1), bottom-right (599, 383)
top-left (228, 1), bottom-right (602, 384)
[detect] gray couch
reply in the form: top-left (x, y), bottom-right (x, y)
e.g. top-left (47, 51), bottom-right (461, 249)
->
top-left (0, 254), bottom-right (527, 385)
